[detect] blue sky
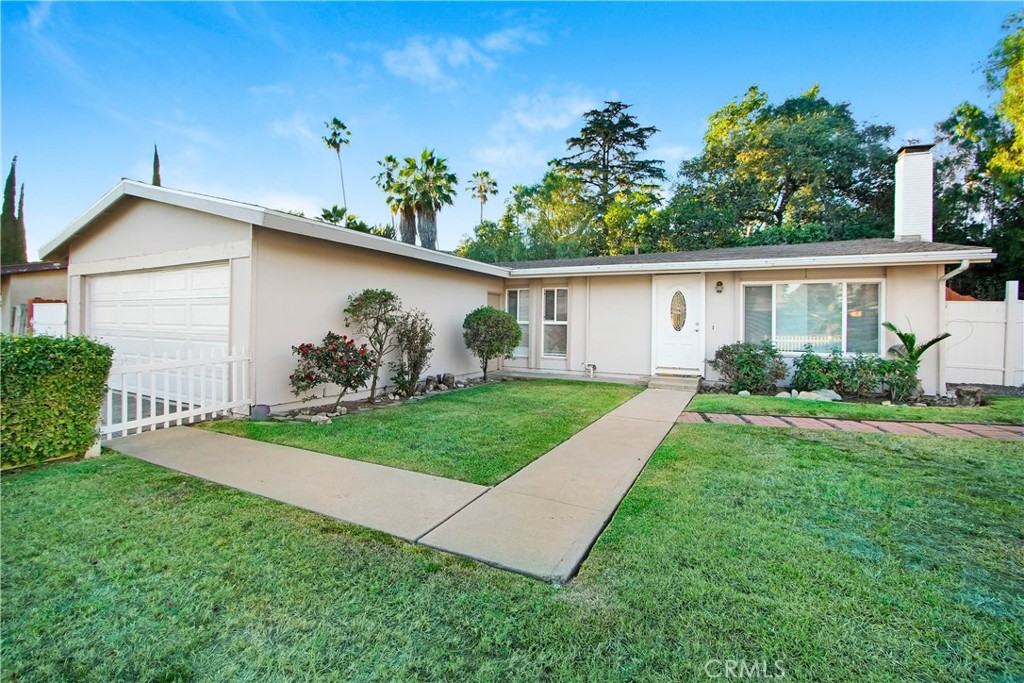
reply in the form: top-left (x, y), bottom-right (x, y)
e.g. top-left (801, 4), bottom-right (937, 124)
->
top-left (1, 2), bottom-right (1014, 258)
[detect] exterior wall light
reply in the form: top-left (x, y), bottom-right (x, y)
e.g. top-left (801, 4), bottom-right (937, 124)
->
top-left (715, 281), bottom-right (724, 293)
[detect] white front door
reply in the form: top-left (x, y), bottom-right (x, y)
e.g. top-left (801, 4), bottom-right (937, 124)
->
top-left (653, 274), bottom-right (704, 375)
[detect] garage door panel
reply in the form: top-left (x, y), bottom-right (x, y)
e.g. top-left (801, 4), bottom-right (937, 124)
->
top-left (87, 263), bottom-right (230, 362)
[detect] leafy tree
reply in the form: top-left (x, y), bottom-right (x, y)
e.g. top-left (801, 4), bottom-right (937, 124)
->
top-left (390, 309), bottom-right (435, 396)
top-left (344, 289), bottom-right (403, 401)
top-left (322, 118), bottom-right (351, 208)
top-left (1, 157), bottom-right (27, 265)
top-left (602, 190), bottom-right (664, 255)
top-left (467, 170), bottom-right (499, 225)
top-left (672, 85), bottom-right (896, 242)
top-left (462, 306), bottom-right (521, 380)
top-left (934, 14), bottom-right (1023, 299)
top-left (554, 101), bottom-right (666, 221)
top-left (455, 219), bottom-right (528, 263)
top-left (405, 149), bottom-right (457, 250)
top-left (152, 144), bottom-right (161, 186)
top-left (289, 332), bottom-right (376, 411)
top-left (985, 12), bottom-right (1023, 176)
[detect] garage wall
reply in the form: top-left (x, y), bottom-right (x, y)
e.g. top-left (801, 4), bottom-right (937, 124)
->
top-left (251, 228), bottom-right (505, 408)
top-left (64, 200), bottom-right (253, 360)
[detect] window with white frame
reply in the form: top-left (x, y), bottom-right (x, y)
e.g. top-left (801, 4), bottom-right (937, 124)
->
top-left (542, 288), bottom-right (568, 357)
top-left (506, 289), bottom-right (530, 357)
top-left (743, 281), bottom-right (881, 354)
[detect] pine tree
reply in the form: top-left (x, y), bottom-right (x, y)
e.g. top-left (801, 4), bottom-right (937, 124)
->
top-left (1, 157), bottom-right (27, 265)
top-left (152, 145), bottom-right (162, 186)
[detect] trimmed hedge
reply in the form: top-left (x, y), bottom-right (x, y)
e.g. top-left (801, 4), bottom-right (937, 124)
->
top-left (1, 334), bottom-right (113, 467)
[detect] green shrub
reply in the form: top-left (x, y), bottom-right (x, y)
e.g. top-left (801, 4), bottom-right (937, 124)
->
top-left (462, 306), bottom-right (521, 380)
top-left (709, 340), bottom-right (788, 393)
top-left (848, 354), bottom-right (885, 397)
top-left (390, 309), bottom-right (435, 396)
top-left (1, 334), bottom-right (113, 467)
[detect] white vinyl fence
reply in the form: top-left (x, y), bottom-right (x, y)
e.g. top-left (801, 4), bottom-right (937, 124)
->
top-left (945, 281), bottom-right (1023, 387)
top-left (101, 347), bottom-right (251, 439)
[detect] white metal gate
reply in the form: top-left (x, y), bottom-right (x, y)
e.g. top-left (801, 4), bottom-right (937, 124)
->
top-left (101, 347), bottom-right (251, 439)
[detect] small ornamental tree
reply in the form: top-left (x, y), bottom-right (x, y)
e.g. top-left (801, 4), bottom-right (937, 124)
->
top-left (390, 309), bottom-right (435, 396)
top-left (344, 289), bottom-right (402, 401)
top-left (462, 306), bottom-right (521, 380)
top-left (289, 332), bottom-right (377, 411)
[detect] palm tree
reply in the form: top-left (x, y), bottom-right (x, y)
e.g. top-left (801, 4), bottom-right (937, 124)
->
top-left (391, 164), bottom-right (418, 246)
top-left (467, 170), bottom-right (498, 225)
top-left (322, 118), bottom-right (351, 208)
top-left (408, 149), bottom-right (457, 250)
top-left (374, 155), bottom-right (400, 233)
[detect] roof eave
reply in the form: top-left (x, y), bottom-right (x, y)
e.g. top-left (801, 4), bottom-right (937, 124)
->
top-left (505, 249), bottom-right (996, 278)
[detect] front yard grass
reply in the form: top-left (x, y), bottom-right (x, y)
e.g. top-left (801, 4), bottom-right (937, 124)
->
top-left (203, 379), bottom-right (642, 486)
top-left (3, 425), bottom-right (1021, 681)
top-left (687, 393), bottom-right (1024, 424)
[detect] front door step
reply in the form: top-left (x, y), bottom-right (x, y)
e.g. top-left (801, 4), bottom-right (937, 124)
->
top-left (647, 375), bottom-right (701, 391)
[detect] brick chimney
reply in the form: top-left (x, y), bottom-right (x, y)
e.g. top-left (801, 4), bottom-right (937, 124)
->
top-left (894, 143), bottom-right (934, 242)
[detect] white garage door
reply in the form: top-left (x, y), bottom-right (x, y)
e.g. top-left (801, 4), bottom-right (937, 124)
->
top-left (87, 262), bottom-right (230, 362)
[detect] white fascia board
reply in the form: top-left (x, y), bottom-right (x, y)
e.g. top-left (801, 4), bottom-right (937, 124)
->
top-left (259, 210), bottom-right (510, 278)
top-left (505, 249), bottom-right (996, 278)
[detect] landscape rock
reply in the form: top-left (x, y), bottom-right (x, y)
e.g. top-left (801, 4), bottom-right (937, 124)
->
top-left (797, 391), bottom-right (832, 402)
top-left (442, 373), bottom-right (456, 388)
top-left (455, 382), bottom-right (466, 388)
top-left (775, 391), bottom-right (791, 398)
top-left (293, 414), bottom-right (314, 422)
top-left (955, 385), bottom-right (984, 407)
top-left (813, 389), bottom-right (842, 401)
top-left (881, 400), bottom-right (892, 406)
top-left (338, 407), bottom-right (348, 415)
top-left (737, 390), bottom-right (751, 397)
top-left (791, 389), bottom-right (799, 398)
top-left (438, 384), bottom-right (450, 391)
top-left (311, 414), bottom-right (332, 425)
top-left (424, 377), bottom-right (438, 392)
top-left (912, 402), bottom-right (928, 408)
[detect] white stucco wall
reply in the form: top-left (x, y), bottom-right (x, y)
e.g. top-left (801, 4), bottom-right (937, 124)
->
top-left (251, 227), bottom-right (505, 408)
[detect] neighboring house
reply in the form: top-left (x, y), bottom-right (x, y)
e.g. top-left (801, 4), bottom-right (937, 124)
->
top-left (39, 146), bottom-right (995, 408)
top-left (0, 261), bottom-right (68, 336)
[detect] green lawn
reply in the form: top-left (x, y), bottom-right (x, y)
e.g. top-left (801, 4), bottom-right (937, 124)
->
top-left (203, 379), bottom-right (642, 486)
top-left (3, 426), bottom-right (1021, 681)
top-left (687, 393), bottom-right (1024, 425)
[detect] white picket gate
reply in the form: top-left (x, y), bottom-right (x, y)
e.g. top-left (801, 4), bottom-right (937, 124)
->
top-left (101, 347), bottom-right (252, 439)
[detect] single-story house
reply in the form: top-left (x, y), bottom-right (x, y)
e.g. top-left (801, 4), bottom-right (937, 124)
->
top-left (39, 145), bottom-right (995, 408)
top-left (0, 261), bottom-right (68, 336)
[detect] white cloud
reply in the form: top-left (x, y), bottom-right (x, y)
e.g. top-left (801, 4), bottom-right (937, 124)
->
top-left (381, 24), bottom-right (546, 90)
top-left (382, 36), bottom-right (495, 90)
top-left (472, 85), bottom-right (601, 170)
top-left (327, 51), bottom-right (351, 68)
top-left (269, 111), bottom-right (315, 141)
top-left (478, 25), bottom-right (547, 53)
top-left (28, 1), bottom-right (52, 32)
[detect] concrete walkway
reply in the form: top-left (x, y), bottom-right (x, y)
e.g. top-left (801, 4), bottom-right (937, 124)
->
top-left (420, 389), bottom-right (694, 581)
top-left (109, 388), bottom-right (694, 583)
top-left (108, 428), bottom-right (488, 542)
top-left (679, 412), bottom-right (1023, 439)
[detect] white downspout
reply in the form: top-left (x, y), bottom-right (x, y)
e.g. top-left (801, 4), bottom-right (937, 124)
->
top-left (937, 259), bottom-right (971, 395)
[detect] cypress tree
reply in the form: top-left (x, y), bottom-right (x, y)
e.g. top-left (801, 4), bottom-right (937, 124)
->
top-left (152, 144), bottom-right (161, 186)
top-left (1, 157), bottom-right (27, 265)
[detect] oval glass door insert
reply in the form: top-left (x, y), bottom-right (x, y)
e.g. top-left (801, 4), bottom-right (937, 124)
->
top-left (671, 291), bottom-right (686, 331)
